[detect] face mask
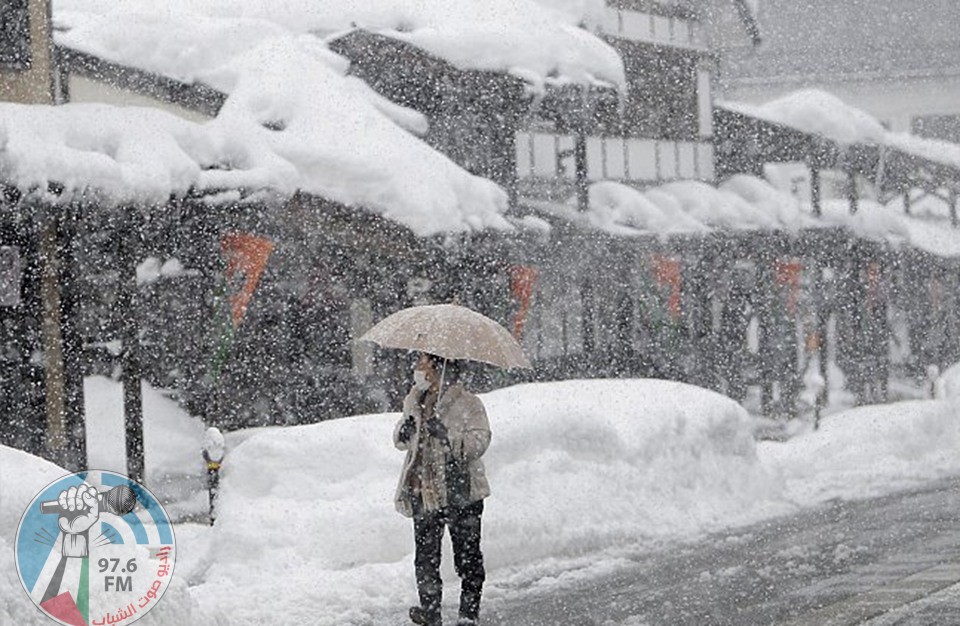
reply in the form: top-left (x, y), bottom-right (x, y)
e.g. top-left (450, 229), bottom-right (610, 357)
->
top-left (413, 369), bottom-right (431, 390)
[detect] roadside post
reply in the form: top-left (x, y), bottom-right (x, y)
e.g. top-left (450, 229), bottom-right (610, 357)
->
top-left (202, 427), bottom-right (225, 525)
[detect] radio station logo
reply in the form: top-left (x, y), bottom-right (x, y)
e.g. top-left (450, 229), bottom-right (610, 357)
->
top-left (15, 470), bottom-right (176, 626)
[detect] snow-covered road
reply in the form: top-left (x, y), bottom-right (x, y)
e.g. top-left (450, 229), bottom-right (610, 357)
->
top-left (483, 477), bottom-right (960, 626)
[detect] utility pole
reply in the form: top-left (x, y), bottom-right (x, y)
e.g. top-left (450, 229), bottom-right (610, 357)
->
top-left (37, 208), bottom-right (68, 466)
top-left (117, 209), bottom-right (145, 483)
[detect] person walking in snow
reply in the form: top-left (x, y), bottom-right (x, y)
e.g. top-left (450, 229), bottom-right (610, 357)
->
top-left (394, 352), bottom-right (491, 626)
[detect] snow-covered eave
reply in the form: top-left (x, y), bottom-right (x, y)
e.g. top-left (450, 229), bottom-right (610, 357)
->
top-left (328, 28), bottom-right (623, 97)
top-left (57, 45), bottom-right (227, 118)
top-left (0, 99), bottom-right (511, 238)
top-left (718, 97), bottom-right (960, 174)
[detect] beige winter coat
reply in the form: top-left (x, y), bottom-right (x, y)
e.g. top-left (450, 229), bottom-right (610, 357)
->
top-left (393, 383), bottom-right (491, 517)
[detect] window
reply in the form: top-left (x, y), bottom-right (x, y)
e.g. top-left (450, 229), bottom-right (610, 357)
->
top-left (697, 143), bottom-right (715, 182)
top-left (626, 139), bottom-right (657, 181)
top-left (0, 0), bottom-right (31, 69)
top-left (516, 131), bottom-right (577, 179)
top-left (677, 142), bottom-right (697, 179)
top-left (697, 70), bottom-right (713, 138)
top-left (586, 137), bottom-right (604, 181)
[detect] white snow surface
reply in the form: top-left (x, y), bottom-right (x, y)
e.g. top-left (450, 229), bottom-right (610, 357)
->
top-left (568, 175), bottom-right (960, 258)
top-left (720, 89), bottom-right (887, 146)
top-left (0, 52), bottom-right (510, 235)
top-left (550, 176), bottom-right (820, 237)
top-left (5, 378), bottom-right (960, 624)
top-left (3, 1), bottom-right (537, 235)
top-left (55, 0), bottom-right (625, 88)
top-left (720, 89), bottom-right (960, 169)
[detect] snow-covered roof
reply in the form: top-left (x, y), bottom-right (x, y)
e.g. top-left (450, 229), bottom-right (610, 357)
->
top-left (523, 175), bottom-right (960, 257)
top-left (0, 36), bottom-right (511, 236)
top-left (719, 90), bottom-right (887, 146)
top-left (526, 176), bottom-right (820, 238)
top-left (54, 0), bottom-right (625, 89)
top-left (36, 0), bottom-right (627, 232)
top-left (719, 89), bottom-right (960, 170)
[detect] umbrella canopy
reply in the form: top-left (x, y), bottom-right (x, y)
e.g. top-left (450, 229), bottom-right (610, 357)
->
top-left (358, 304), bottom-right (531, 369)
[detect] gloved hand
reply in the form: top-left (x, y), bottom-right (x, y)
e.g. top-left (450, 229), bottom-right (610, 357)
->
top-left (397, 416), bottom-right (417, 443)
top-left (425, 417), bottom-right (448, 441)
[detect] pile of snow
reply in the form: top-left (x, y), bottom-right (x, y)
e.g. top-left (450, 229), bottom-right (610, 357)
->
top-left (545, 176), bottom-right (820, 237)
top-left (192, 380), bottom-right (781, 624)
top-left (0, 59), bottom-right (509, 235)
top-left (935, 362), bottom-right (960, 401)
top-left (721, 89), bottom-right (960, 170)
top-left (8, 376), bottom-right (960, 624)
top-left (817, 198), bottom-right (960, 258)
top-left (886, 132), bottom-right (960, 170)
top-left (718, 174), bottom-right (821, 230)
top-left (56, 0), bottom-right (625, 89)
top-left (656, 180), bottom-right (794, 231)
top-left (0, 446), bottom-right (200, 625)
top-left (0, 447), bottom-right (67, 626)
top-left (762, 400), bottom-right (960, 503)
top-left (587, 181), bottom-right (709, 235)
top-left (721, 90), bottom-right (887, 146)
top-left (45, 0), bottom-right (624, 233)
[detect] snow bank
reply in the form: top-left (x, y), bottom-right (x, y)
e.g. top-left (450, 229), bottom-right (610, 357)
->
top-left (935, 362), bottom-right (960, 401)
top-left (0, 446), bottom-right (200, 626)
top-left (9, 376), bottom-right (960, 624)
top-left (0, 447), bottom-right (71, 626)
top-left (194, 379), bottom-right (779, 624)
top-left (761, 400), bottom-right (960, 504)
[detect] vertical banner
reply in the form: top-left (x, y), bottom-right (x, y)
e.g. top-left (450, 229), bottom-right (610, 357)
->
top-left (775, 258), bottom-right (803, 315)
top-left (510, 265), bottom-right (539, 340)
top-left (221, 233), bottom-right (275, 329)
top-left (210, 233), bottom-right (275, 378)
top-left (653, 255), bottom-right (681, 321)
top-left (865, 261), bottom-right (880, 309)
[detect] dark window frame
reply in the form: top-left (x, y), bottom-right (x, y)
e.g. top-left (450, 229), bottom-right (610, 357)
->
top-left (0, 0), bottom-right (32, 70)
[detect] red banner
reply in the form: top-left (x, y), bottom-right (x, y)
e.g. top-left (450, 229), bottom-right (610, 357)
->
top-left (775, 259), bottom-right (802, 315)
top-left (653, 255), bottom-right (681, 321)
top-left (221, 233), bottom-right (275, 329)
top-left (865, 261), bottom-right (880, 309)
top-left (510, 265), bottom-right (539, 339)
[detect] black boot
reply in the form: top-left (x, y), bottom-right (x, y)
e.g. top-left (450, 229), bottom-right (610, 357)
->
top-left (409, 605), bottom-right (442, 626)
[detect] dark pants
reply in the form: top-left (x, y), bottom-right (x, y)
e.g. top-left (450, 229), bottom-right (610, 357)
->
top-left (413, 499), bottom-right (485, 622)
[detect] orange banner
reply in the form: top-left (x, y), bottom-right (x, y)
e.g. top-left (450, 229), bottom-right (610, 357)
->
top-left (653, 256), bottom-right (681, 321)
top-left (775, 259), bottom-right (802, 315)
top-left (221, 233), bottom-right (275, 329)
top-left (865, 261), bottom-right (880, 309)
top-left (510, 265), bottom-right (539, 339)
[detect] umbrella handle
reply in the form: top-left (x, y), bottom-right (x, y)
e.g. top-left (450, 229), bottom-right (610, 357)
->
top-left (438, 358), bottom-right (448, 402)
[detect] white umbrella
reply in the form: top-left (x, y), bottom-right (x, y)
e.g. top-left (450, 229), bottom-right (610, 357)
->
top-left (357, 304), bottom-right (531, 369)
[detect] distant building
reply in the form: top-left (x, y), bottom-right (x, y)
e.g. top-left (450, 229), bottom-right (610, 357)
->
top-left (0, 0), bottom-right (55, 103)
top-left (709, 0), bottom-right (960, 138)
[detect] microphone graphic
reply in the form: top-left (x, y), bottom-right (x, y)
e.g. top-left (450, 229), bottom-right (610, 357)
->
top-left (39, 485), bottom-right (138, 515)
